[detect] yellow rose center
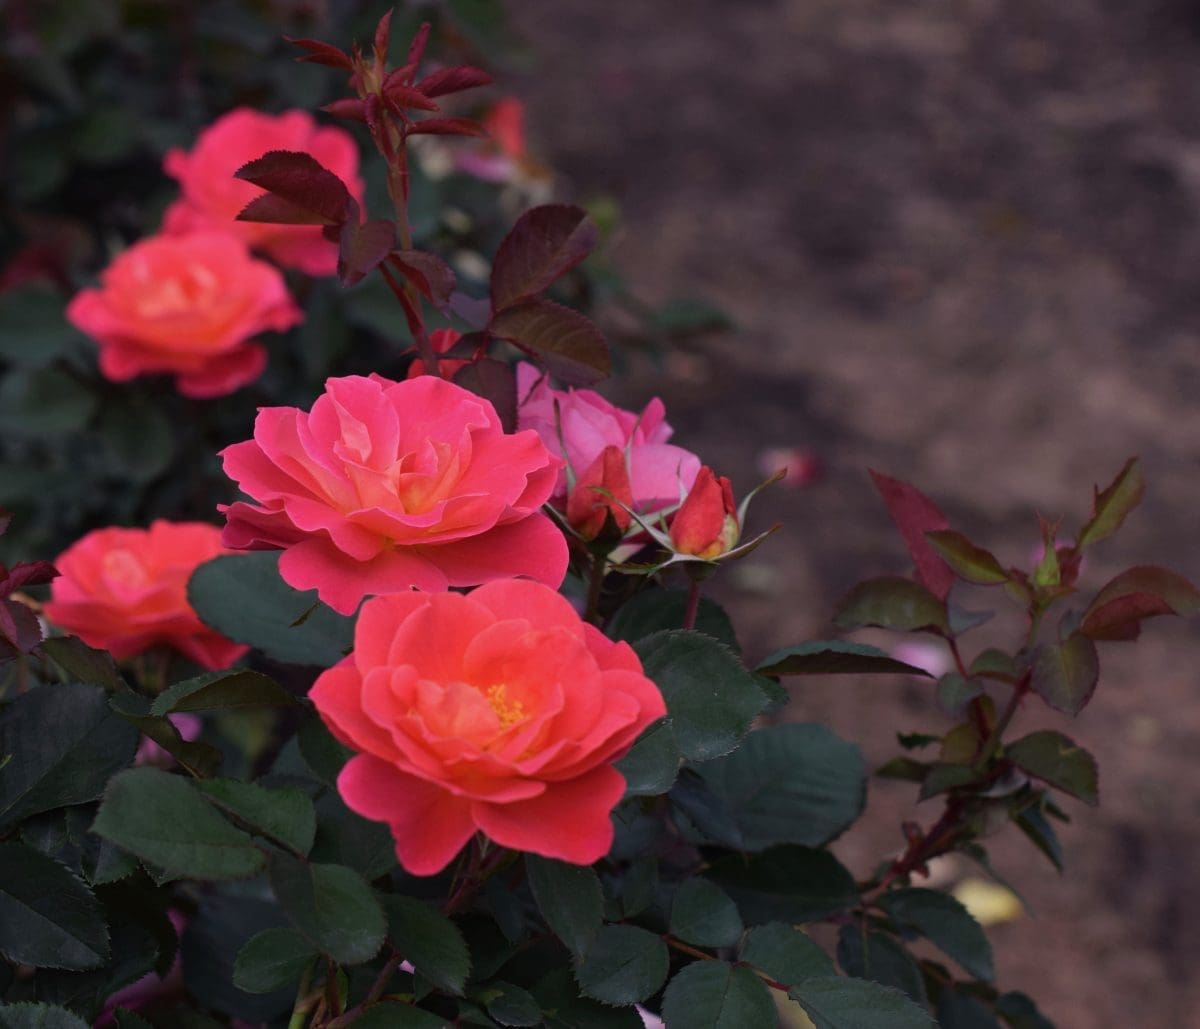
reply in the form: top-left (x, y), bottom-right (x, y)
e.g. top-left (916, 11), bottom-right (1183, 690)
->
top-left (485, 683), bottom-right (527, 730)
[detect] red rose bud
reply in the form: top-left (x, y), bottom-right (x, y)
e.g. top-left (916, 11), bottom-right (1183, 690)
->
top-left (567, 445), bottom-right (634, 541)
top-left (670, 466), bottom-right (739, 559)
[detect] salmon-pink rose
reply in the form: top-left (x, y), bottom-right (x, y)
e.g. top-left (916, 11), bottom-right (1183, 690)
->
top-left (163, 107), bottom-right (364, 276)
top-left (309, 580), bottom-right (667, 873)
top-left (220, 374), bottom-right (568, 615)
top-left (66, 230), bottom-right (302, 397)
top-left (43, 521), bottom-right (249, 669)
top-left (516, 362), bottom-right (700, 517)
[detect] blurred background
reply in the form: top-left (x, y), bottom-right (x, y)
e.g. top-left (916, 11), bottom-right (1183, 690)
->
top-left (3, 1), bottom-right (1199, 1025)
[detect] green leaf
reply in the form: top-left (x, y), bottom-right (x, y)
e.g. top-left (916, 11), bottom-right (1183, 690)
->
top-left (0, 842), bottom-right (109, 969)
top-left (39, 636), bottom-right (125, 692)
top-left (526, 855), bottom-right (604, 958)
top-left (936, 673), bottom-right (984, 717)
top-left (968, 649), bottom-right (1017, 682)
top-left (607, 589), bottom-right (739, 653)
top-left (107, 688), bottom-right (223, 779)
top-left (995, 990), bottom-right (1056, 1029)
top-left (532, 966), bottom-right (645, 1028)
top-left (0, 682), bottom-right (138, 831)
top-left (1077, 457), bottom-right (1144, 549)
top-left (0, 367), bottom-right (97, 436)
top-left (0, 1003), bottom-right (91, 1028)
top-left (739, 922), bottom-right (835, 986)
top-left (187, 552), bottom-right (355, 667)
top-left (1005, 731), bottom-right (1098, 806)
top-left (660, 961), bottom-right (776, 1028)
top-left (878, 887), bottom-right (993, 981)
top-left (111, 1010), bottom-right (156, 1029)
top-left (1079, 565), bottom-right (1200, 641)
top-left (613, 718), bottom-right (681, 796)
top-left (0, 284), bottom-right (87, 368)
top-left (671, 723), bottom-right (865, 850)
top-left (297, 711), bottom-right (353, 786)
top-left (919, 763), bottom-right (980, 800)
top-left (350, 1005), bottom-right (450, 1028)
top-left (875, 757), bottom-right (929, 783)
top-left (233, 927), bottom-right (317, 994)
top-left (98, 397), bottom-right (175, 483)
top-left (634, 631), bottom-right (768, 762)
top-left (151, 669), bottom-right (296, 716)
top-left (384, 894), bottom-right (470, 995)
top-left (755, 640), bottom-right (934, 678)
top-left (574, 924), bottom-right (668, 1005)
top-left (833, 577), bottom-right (949, 634)
top-left (478, 981), bottom-right (541, 1027)
top-left (790, 976), bottom-right (936, 1029)
top-left (925, 531), bottom-right (1010, 585)
top-left (835, 925), bottom-right (927, 1005)
top-left (707, 846), bottom-right (859, 925)
top-left (270, 854), bottom-right (385, 965)
top-left (92, 767), bottom-right (264, 880)
top-left (668, 878), bottom-right (743, 948)
top-left (1014, 803), bottom-right (1064, 872)
top-left (1028, 633), bottom-right (1099, 715)
top-left (938, 987), bottom-right (1004, 1029)
top-left (197, 779), bottom-right (316, 854)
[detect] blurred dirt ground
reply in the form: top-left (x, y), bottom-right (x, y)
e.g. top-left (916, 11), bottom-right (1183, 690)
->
top-left (510, 2), bottom-right (1200, 1026)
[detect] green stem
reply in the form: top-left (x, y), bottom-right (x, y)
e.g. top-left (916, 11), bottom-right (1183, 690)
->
top-left (287, 961), bottom-right (318, 1029)
top-left (682, 577), bottom-right (703, 630)
top-left (973, 671), bottom-right (1031, 770)
top-left (584, 554), bottom-right (607, 625)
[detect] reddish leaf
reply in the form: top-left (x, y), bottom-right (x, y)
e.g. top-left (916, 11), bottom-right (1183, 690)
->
top-left (321, 98), bottom-right (368, 123)
top-left (1029, 632), bottom-right (1099, 715)
top-left (382, 71), bottom-right (441, 112)
top-left (286, 36), bottom-right (353, 70)
top-left (416, 65), bottom-right (495, 98)
top-left (925, 530), bottom-right (1009, 586)
top-left (1080, 565), bottom-right (1200, 641)
top-left (406, 21), bottom-right (431, 69)
top-left (235, 151), bottom-right (354, 226)
top-left (0, 559), bottom-right (58, 594)
top-left (869, 471), bottom-right (955, 601)
top-left (338, 219), bottom-right (397, 288)
top-left (490, 205), bottom-right (598, 312)
top-left (404, 117), bottom-right (487, 138)
top-left (390, 251), bottom-right (455, 310)
top-left (373, 7), bottom-right (393, 66)
top-left (488, 298), bottom-right (609, 386)
top-left (238, 193), bottom-right (331, 226)
top-left (831, 576), bottom-right (949, 634)
top-left (452, 359), bottom-right (518, 432)
top-left (449, 292), bottom-right (492, 331)
top-left (1077, 457), bottom-right (1144, 549)
top-left (0, 597), bottom-right (43, 653)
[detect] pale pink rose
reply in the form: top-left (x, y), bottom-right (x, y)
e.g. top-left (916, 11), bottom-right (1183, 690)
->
top-left (163, 108), bottom-right (364, 276)
top-left (220, 374), bottom-right (568, 615)
top-left (310, 580), bottom-right (666, 874)
top-left (66, 230), bottom-right (302, 397)
top-left (43, 522), bottom-right (248, 669)
top-left (515, 362), bottom-right (700, 517)
top-left (891, 639), bottom-right (953, 678)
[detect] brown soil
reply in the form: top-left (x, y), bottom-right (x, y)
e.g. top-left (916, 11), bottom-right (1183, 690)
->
top-left (510, 3), bottom-right (1200, 1026)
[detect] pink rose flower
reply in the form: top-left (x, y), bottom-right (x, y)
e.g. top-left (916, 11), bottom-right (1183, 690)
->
top-left (66, 230), bottom-right (302, 397)
top-left (309, 580), bottom-right (667, 873)
top-left (163, 107), bottom-right (364, 276)
top-left (516, 363), bottom-right (700, 517)
top-left (43, 521), bottom-right (249, 669)
top-left (220, 374), bottom-right (569, 615)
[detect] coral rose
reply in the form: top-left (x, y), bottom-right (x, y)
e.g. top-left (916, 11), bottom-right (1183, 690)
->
top-left (309, 580), bottom-right (667, 873)
top-left (43, 521), bottom-right (249, 670)
top-left (220, 374), bottom-right (569, 615)
top-left (516, 363), bottom-right (700, 518)
top-left (66, 230), bottom-right (302, 398)
top-left (163, 107), bottom-right (364, 276)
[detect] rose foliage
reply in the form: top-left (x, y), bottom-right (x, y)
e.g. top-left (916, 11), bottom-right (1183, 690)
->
top-left (0, 7), bottom-right (1195, 1029)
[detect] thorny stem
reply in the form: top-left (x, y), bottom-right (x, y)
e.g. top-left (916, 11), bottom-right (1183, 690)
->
top-left (378, 262), bottom-right (438, 375)
top-left (664, 935), bottom-right (789, 993)
top-left (323, 951), bottom-right (407, 1029)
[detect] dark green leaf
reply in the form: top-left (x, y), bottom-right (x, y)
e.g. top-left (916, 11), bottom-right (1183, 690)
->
top-left (310, 792), bottom-right (397, 880)
top-left (671, 724), bottom-right (865, 850)
top-left (936, 673), bottom-right (984, 717)
top-left (790, 976), bottom-right (936, 1029)
top-left (197, 779), bottom-right (316, 854)
top-left (98, 398), bottom-right (174, 483)
top-left (607, 590), bottom-right (739, 654)
top-left (187, 552), bottom-right (354, 667)
top-left (634, 631), bottom-right (768, 762)
top-left (613, 718), bottom-right (680, 797)
top-left (707, 846), bottom-right (859, 925)
top-left (1013, 803), bottom-right (1064, 872)
top-left (533, 966), bottom-right (645, 1028)
top-left (1028, 633), bottom-right (1099, 715)
top-left (756, 640), bottom-right (934, 678)
top-left (0, 367), bottom-right (97, 436)
top-left (0, 842), bottom-right (109, 969)
top-left (995, 990), bottom-right (1056, 1029)
top-left (151, 669), bottom-right (296, 716)
top-left (479, 981), bottom-right (541, 1026)
top-left (925, 531), bottom-right (1010, 585)
top-left (526, 855), bottom-right (604, 958)
top-left (92, 767), bottom-right (264, 880)
top-left (897, 732), bottom-right (940, 750)
top-left (233, 927), bottom-right (317, 994)
top-left (919, 763), bottom-right (980, 800)
top-left (0, 285), bottom-right (87, 368)
top-left (270, 854), bottom-right (385, 965)
top-left (878, 887), bottom-right (993, 981)
top-left (39, 636), bottom-right (124, 692)
top-left (297, 710), bottom-right (353, 786)
top-left (739, 922), bottom-right (835, 986)
top-left (836, 925), bottom-right (927, 1005)
top-left (574, 924), bottom-right (668, 1005)
top-left (350, 1005), bottom-right (449, 1028)
top-left (0, 682), bottom-right (138, 831)
top-left (660, 961), bottom-right (775, 1029)
top-left (0, 1003), bottom-right (91, 1028)
top-left (107, 688), bottom-right (222, 779)
top-left (938, 987), bottom-right (1003, 1029)
top-left (111, 1010), bottom-right (156, 1029)
top-left (1005, 731), bottom-right (1098, 806)
top-left (832, 577), bottom-right (949, 634)
top-left (875, 757), bottom-right (930, 783)
top-left (384, 894), bottom-right (470, 995)
top-left (968, 649), bottom-right (1017, 682)
top-left (668, 878), bottom-right (743, 948)
top-left (1077, 457), bottom-right (1143, 549)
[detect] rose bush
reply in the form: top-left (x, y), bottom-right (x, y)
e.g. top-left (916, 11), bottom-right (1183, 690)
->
top-left (163, 107), bottom-right (364, 276)
top-left (309, 578), bottom-right (666, 874)
top-left (42, 520), bottom-right (248, 669)
top-left (220, 373), bottom-right (568, 614)
top-left (65, 230), bottom-right (303, 397)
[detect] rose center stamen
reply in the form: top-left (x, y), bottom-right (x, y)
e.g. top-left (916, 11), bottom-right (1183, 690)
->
top-left (485, 683), bottom-right (526, 730)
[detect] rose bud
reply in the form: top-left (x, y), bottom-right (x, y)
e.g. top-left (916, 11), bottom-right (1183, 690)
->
top-left (670, 466), bottom-right (739, 560)
top-left (566, 445), bottom-right (634, 542)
